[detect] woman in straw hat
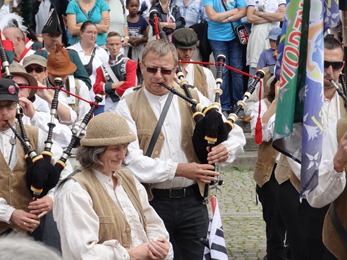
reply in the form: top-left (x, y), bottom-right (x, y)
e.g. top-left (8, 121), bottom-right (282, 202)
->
top-left (53, 112), bottom-right (173, 260)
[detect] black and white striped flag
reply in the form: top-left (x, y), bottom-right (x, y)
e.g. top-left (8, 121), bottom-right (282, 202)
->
top-left (203, 196), bottom-right (228, 260)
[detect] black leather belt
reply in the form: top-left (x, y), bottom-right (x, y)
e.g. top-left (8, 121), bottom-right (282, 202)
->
top-left (152, 184), bottom-right (199, 199)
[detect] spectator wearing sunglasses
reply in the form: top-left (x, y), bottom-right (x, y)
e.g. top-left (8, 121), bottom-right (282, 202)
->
top-left (273, 36), bottom-right (346, 259)
top-left (116, 39), bottom-right (246, 259)
top-left (93, 32), bottom-right (137, 114)
top-left (22, 54), bottom-right (81, 128)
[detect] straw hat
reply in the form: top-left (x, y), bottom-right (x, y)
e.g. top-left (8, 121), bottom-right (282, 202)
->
top-left (81, 112), bottom-right (136, 147)
top-left (46, 44), bottom-right (76, 76)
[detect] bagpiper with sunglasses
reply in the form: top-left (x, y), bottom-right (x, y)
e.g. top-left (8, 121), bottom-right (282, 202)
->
top-left (273, 35), bottom-right (347, 259)
top-left (93, 31), bottom-right (137, 113)
top-left (116, 39), bottom-right (246, 259)
top-left (24, 49), bottom-right (91, 132)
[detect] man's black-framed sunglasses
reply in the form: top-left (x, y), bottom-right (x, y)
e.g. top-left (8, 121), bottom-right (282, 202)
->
top-left (324, 61), bottom-right (344, 70)
top-left (26, 66), bottom-right (45, 73)
top-left (143, 64), bottom-right (174, 75)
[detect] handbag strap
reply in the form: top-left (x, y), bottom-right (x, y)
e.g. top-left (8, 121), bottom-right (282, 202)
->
top-left (220, 0), bottom-right (236, 31)
top-left (86, 47), bottom-right (97, 67)
top-left (145, 92), bottom-right (173, 157)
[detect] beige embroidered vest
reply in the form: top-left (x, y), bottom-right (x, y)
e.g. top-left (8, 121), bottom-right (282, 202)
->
top-left (253, 99), bottom-right (278, 187)
top-left (72, 168), bottom-right (146, 247)
top-left (193, 64), bottom-right (208, 98)
top-left (0, 124), bottom-right (39, 234)
top-left (125, 85), bottom-right (205, 199)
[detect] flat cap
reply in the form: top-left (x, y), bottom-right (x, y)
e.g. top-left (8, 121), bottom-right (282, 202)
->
top-left (172, 28), bottom-right (198, 49)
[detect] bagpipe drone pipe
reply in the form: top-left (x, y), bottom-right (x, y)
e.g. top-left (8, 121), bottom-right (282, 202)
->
top-left (9, 86), bottom-right (103, 198)
top-left (0, 42), bottom-right (103, 198)
top-left (168, 56), bottom-right (266, 165)
top-left (149, 9), bottom-right (169, 41)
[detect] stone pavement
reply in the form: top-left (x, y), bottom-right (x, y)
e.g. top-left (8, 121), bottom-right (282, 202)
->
top-left (210, 166), bottom-right (266, 260)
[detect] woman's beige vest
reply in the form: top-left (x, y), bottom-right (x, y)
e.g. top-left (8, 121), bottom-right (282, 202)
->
top-left (72, 168), bottom-right (146, 247)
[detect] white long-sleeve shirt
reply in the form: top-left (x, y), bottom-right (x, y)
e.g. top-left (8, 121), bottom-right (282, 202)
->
top-left (0, 127), bottom-right (72, 224)
top-left (22, 110), bottom-right (72, 149)
top-left (250, 99), bottom-right (274, 142)
top-left (54, 170), bottom-right (173, 260)
top-left (116, 87), bottom-right (246, 189)
top-left (291, 93), bottom-right (346, 208)
top-left (266, 92), bottom-right (346, 208)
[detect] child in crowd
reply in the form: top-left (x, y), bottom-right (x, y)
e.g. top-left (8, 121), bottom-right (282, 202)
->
top-left (126, 0), bottom-right (148, 84)
top-left (243, 27), bottom-right (282, 121)
top-left (256, 27), bottom-right (282, 72)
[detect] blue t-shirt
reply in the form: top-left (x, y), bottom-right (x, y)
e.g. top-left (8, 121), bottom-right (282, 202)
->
top-left (257, 48), bottom-right (277, 68)
top-left (66, 0), bottom-right (110, 46)
top-left (203, 0), bottom-right (246, 41)
top-left (127, 16), bottom-right (148, 39)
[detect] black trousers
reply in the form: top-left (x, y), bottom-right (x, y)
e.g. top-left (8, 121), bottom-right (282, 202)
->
top-left (257, 173), bottom-right (288, 260)
top-left (277, 180), bottom-right (329, 260)
top-left (30, 211), bottom-right (61, 253)
top-left (150, 191), bottom-right (209, 260)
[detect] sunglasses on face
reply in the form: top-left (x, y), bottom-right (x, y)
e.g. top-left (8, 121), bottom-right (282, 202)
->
top-left (324, 61), bottom-right (344, 70)
top-left (143, 64), bottom-right (173, 75)
top-left (26, 66), bottom-right (45, 73)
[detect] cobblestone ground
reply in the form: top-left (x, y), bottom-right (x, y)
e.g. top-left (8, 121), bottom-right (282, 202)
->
top-left (210, 166), bottom-right (266, 260)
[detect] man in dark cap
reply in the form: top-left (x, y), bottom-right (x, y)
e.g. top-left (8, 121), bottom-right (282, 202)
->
top-left (172, 28), bottom-right (216, 101)
top-left (34, 8), bottom-right (92, 89)
top-left (0, 77), bottom-right (71, 249)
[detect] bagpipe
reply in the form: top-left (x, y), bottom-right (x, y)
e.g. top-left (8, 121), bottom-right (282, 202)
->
top-left (148, 23), bottom-right (265, 198)
top-left (0, 40), bottom-right (103, 198)
top-left (163, 55), bottom-right (265, 200)
top-left (164, 58), bottom-right (266, 165)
